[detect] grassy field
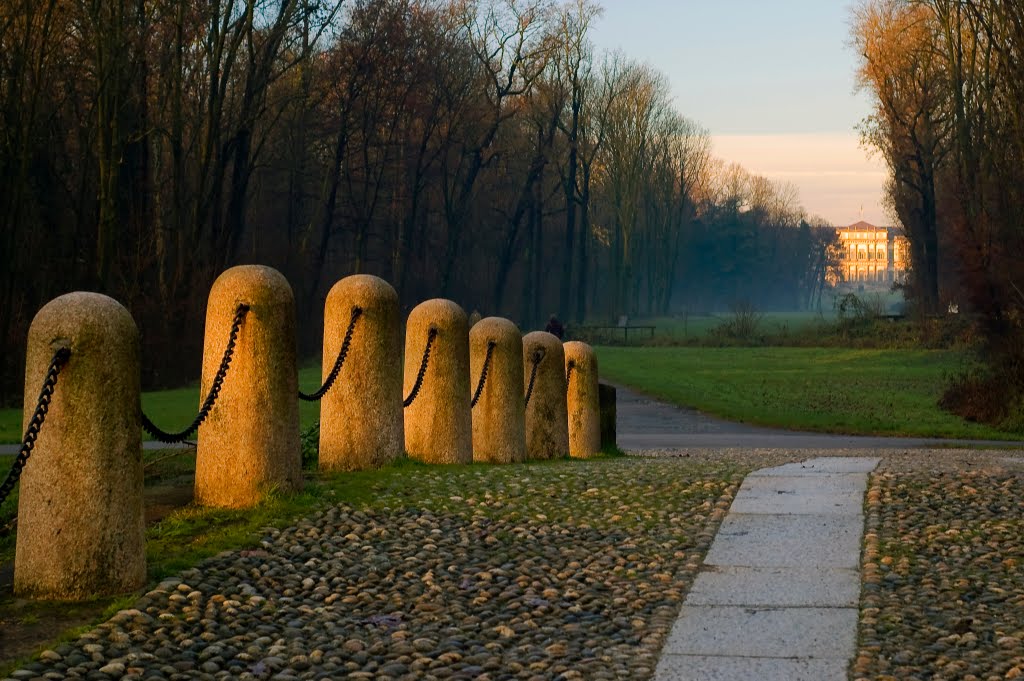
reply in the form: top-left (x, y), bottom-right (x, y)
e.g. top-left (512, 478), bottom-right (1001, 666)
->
top-left (597, 346), bottom-right (1016, 440)
top-left (0, 366), bottom-right (326, 444)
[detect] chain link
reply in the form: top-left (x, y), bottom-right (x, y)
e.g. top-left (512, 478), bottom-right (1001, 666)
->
top-left (300, 306), bottom-right (362, 402)
top-left (565, 359), bottom-right (576, 394)
top-left (0, 347), bottom-right (71, 507)
top-left (403, 328), bottom-right (437, 408)
top-left (470, 340), bottom-right (497, 408)
top-left (523, 347), bottom-right (545, 407)
top-left (141, 304), bottom-right (249, 443)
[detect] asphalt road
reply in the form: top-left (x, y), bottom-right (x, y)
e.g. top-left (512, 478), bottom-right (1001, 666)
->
top-left (613, 384), bottom-right (1024, 451)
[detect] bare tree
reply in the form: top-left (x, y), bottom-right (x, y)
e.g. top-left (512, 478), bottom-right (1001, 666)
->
top-left (852, 0), bottom-right (950, 313)
top-left (439, 0), bottom-right (553, 296)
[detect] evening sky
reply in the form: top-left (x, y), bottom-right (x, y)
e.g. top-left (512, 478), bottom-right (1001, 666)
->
top-left (590, 0), bottom-right (888, 226)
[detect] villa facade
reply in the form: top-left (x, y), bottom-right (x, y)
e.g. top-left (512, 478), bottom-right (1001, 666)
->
top-left (834, 220), bottom-right (909, 288)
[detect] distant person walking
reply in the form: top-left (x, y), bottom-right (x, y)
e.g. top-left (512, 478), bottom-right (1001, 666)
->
top-left (545, 314), bottom-right (564, 339)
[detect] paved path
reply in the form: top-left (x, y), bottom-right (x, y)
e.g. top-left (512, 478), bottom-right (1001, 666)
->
top-left (615, 384), bottom-right (1024, 450)
top-left (655, 456), bottom-right (880, 681)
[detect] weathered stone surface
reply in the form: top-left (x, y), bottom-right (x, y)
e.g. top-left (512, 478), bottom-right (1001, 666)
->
top-left (599, 382), bottom-right (617, 451)
top-left (469, 317), bottom-right (525, 464)
top-left (654, 456), bottom-right (878, 681)
top-left (195, 265), bottom-right (302, 508)
top-left (564, 341), bottom-right (600, 458)
top-left (686, 566), bottom-right (861, 607)
top-left (704, 513), bottom-right (865, 568)
top-left (662, 605), bottom-right (858, 658)
top-left (319, 275), bottom-right (403, 471)
top-left (522, 332), bottom-right (568, 460)
top-left (750, 457), bottom-right (882, 476)
top-left (404, 299), bottom-right (472, 464)
top-left (15, 292), bottom-right (146, 599)
top-left (656, 655), bottom-right (848, 681)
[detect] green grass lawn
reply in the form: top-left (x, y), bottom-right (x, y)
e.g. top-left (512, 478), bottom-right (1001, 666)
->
top-left (1, 366), bottom-right (326, 444)
top-left (597, 346), bottom-right (1017, 440)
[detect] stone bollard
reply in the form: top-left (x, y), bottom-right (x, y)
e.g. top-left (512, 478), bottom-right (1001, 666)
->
top-left (196, 265), bottom-right (302, 507)
top-left (470, 317), bottom-right (526, 464)
top-left (404, 299), bottom-right (472, 464)
top-left (15, 292), bottom-right (145, 599)
top-left (564, 341), bottom-right (601, 458)
top-left (522, 331), bottom-right (569, 460)
top-left (599, 383), bottom-right (617, 452)
top-left (318, 275), bottom-right (403, 471)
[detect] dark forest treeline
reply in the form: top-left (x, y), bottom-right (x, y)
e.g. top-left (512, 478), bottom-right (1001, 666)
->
top-left (0, 0), bottom-right (835, 401)
top-left (852, 0), bottom-right (1024, 424)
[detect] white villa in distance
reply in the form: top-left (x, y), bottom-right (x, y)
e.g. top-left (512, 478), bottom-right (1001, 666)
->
top-left (833, 220), bottom-right (909, 289)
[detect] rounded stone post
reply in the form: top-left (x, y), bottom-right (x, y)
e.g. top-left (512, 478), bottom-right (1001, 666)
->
top-left (522, 331), bottom-right (569, 460)
top-left (565, 341), bottom-right (601, 458)
top-left (196, 265), bottom-right (301, 507)
top-left (404, 299), bottom-right (472, 464)
top-left (319, 274), bottom-right (403, 471)
top-left (470, 317), bottom-right (526, 464)
top-left (15, 292), bottom-right (145, 599)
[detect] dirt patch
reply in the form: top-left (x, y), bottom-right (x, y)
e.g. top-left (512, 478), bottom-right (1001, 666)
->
top-left (144, 477), bottom-right (195, 524)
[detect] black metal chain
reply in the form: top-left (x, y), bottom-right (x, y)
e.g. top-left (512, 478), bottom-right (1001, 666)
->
top-left (470, 340), bottom-right (497, 408)
top-left (0, 347), bottom-right (71, 507)
top-left (141, 304), bottom-right (249, 443)
top-left (524, 347), bottom-right (545, 407)
top-left (403, 328), bottom-right (438, 408)
top-left (565, 359), bottom-right (576, 394)
top-left (299, 306), bottom-right (362, 402)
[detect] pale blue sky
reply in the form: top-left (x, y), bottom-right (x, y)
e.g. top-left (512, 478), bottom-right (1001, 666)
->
top-left (590, 0), bottom-right (887, 225)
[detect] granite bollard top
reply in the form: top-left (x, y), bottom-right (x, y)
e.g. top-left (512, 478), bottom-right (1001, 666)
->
top-left (470, 317), bottom-right (526, 464)
top-left (522, 331), bottom-right (569, 460)
top-left (318, 274), bottom-right (403, 471)
top-left (195, 265), bottom-right (302, 508)
top-left (404, 298), bottom-right (472, 464)
top-left (15, 292), bottom-right (146, 600)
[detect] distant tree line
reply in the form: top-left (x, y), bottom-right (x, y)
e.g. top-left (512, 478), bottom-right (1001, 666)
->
top-left (853, 0), bottom-right (1024, 422)
top-left (0, 0), bottom-right (835, 402)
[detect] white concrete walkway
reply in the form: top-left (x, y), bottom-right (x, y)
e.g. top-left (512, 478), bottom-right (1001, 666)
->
top-left (655, 457), bottom-right (880, 681)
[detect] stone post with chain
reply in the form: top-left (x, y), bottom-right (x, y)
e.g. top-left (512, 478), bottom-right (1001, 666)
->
top-left (15, 292), bottom-right (146, 599)
top-left (196, 265), bottom-right (302, 507)
top-left (564, 340), bottom-right (601, 458)
top-left (522, 331), bottom-right (569, 460)
top-left (403, 299), bottom-right (472, 464)
top-left (318, 275), bottom-right (403, 471)
top-left (470, 317), bottom-right (526, 464)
